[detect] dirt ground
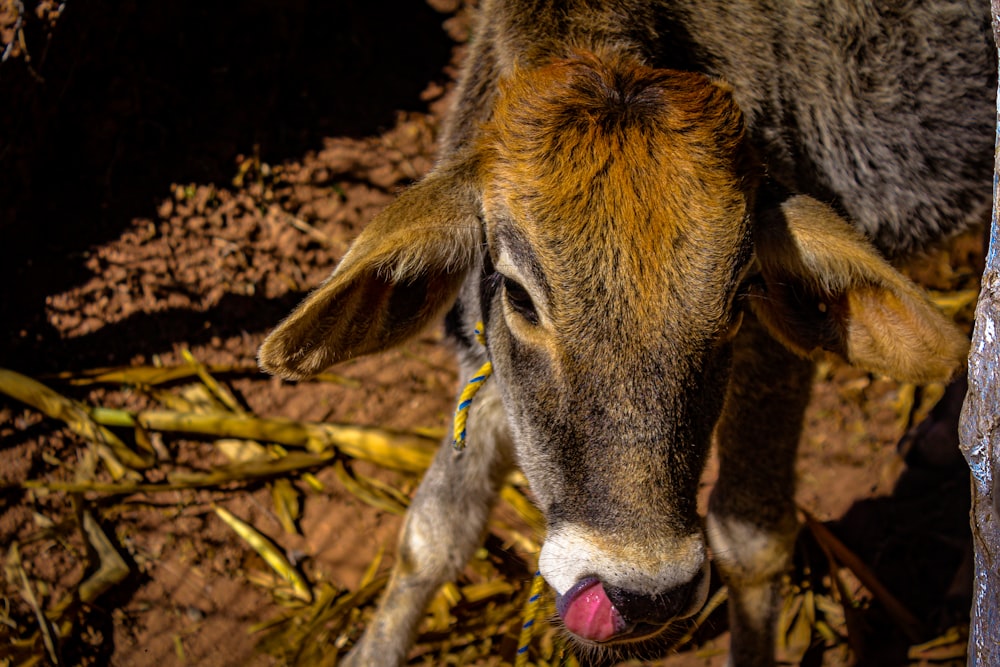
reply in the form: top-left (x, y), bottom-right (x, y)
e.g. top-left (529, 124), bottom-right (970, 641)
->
top-left (0, 2), bottom-right (985, 666)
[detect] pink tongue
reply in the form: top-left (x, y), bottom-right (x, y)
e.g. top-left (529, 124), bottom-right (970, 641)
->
top-left (561, 580), bottom-right (624, 642)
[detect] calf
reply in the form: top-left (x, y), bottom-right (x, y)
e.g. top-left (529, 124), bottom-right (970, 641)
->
top-left (259, 1), bottom-right (995, 665)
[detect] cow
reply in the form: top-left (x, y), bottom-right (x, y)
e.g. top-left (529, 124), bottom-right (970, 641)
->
top-left (258, 1), bottom-right (995, 665)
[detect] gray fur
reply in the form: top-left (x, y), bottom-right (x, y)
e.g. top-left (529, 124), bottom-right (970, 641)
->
top-left (445, 0), bottom-right (994, 255)
top-left (264, 2), bottom-right (995, 665)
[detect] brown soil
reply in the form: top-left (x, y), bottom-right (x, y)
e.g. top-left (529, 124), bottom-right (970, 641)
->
top-left (0, 2), bottom-right (982, 666)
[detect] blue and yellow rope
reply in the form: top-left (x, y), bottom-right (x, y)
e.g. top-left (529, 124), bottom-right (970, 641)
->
top-left (515, 570), bottom-right (545, 666)
top-left (451, 323), bottom-right (493, 450)
top-left (449, 324), bottom-right (545, 664)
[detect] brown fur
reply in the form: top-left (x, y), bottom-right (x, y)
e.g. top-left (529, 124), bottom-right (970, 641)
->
top-left (258, 3), bottom-right (985, 664)
top-left (480, 54), bottom-right (754, 334)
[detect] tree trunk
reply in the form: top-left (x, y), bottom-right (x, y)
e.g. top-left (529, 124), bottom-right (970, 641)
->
top-left (957, 6), bottom-right (1000, 664)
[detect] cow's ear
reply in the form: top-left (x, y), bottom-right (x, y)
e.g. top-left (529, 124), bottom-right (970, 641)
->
top-left (259, 165), bottom-right (481, 380)
top-left (749, 194), bottom-right (968, 384)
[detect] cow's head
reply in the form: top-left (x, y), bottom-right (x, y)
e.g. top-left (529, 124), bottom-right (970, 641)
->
top-left (259, 53), bottom-right (968, 645)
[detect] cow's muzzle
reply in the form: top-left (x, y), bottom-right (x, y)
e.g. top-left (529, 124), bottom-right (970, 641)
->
top-left (554, 566), bottom-right (708, 643)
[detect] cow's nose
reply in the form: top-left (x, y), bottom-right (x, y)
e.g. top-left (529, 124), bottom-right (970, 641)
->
top-left (555, 569), bottom-right (706, 643)
top-left (603, 568), bottom-right (705, 626)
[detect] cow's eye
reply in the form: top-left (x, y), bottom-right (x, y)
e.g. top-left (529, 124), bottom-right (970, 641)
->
top-left (503, 276), bottom-right (539, 325)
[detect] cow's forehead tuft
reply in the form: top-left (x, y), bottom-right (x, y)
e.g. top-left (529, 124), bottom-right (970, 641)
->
top-left (477, 52), bottom-right (756, 331)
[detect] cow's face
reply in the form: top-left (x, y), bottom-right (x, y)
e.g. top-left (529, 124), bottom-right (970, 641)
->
top-left (474, 55), bottom-right (755, 640)
top-left (258, 51), bottom-right (968, 648)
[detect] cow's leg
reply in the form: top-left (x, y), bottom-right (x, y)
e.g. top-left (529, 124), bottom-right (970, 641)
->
top-left (343, 382), bottom-right (514, 667)
top-left (706, 315), bottom-right (814, 667)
